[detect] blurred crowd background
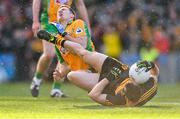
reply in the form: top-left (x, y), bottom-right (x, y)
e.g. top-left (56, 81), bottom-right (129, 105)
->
top-left (0, 0), bottom-right (179, 83)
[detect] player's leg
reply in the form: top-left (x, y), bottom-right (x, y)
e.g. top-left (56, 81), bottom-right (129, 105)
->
top-left (51, 62), bottom-right (70, 97)
top-left (30, 15), bottom-right (59, 97)
top-left (36, 30), bottom-right (108, 72)
top-left (67, 71), bottom-right (99, 91)
top-left (30, 40), bottom-right (55, 97)
top-left (63, 41), bottom-right (108, 73)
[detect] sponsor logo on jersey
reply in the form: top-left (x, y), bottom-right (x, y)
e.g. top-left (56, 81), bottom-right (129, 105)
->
top-left (76, 28), bottom-right (83, 34)
top-left (55, 0), bottom-right (68, 4)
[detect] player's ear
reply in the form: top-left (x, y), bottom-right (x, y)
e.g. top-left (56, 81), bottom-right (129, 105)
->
top-left (71, 13), bottom-right (75, 20)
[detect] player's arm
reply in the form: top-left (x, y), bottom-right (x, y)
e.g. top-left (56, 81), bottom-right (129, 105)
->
top-left (88, 78), bottom-right (127, 106)
top-left (32, 0), bottom-right (41, 36)
top-left (75, 0), bottom-right (91, 31)
top-left (88, 78), bottom-right (109, 105)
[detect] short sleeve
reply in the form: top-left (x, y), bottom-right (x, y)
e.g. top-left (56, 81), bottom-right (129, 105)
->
top-left (72, 19), bottom-right (86, 37)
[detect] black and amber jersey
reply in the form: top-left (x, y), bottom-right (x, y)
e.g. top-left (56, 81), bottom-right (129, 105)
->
top-left (99, 57), bottom-right (157, 106)
top-left (105, 78), bottom-right (157, 106)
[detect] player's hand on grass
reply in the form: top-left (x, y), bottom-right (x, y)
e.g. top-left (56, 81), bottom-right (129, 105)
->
top-left (53, 69), bottom-right (64, 82)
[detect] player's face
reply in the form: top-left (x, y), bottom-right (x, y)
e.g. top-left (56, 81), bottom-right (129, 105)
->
top-left (57, 7), bottom-right (73, 22)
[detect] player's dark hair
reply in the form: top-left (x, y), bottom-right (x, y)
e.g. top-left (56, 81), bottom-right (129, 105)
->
top-left (69, 7), bottom-right (76, 20)
top-left (125, 83), bottom-right (141, 102)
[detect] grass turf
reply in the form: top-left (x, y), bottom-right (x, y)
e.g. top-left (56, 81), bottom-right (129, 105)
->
top-left (0, 82), bottom-right (180, 119)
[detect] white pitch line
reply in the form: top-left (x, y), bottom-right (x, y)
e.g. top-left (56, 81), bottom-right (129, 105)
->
top-left (153, 102), bottom-right (180, 106)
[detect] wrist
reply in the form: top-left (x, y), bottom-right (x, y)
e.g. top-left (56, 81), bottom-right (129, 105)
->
top-left (33, 18), bottom-right (39, 22)
top-left (60, 39), bottom-right (67, 48)
top-left (61, 32), bottom-right (68, 37)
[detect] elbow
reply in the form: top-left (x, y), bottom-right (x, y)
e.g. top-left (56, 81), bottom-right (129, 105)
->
top-left (88, 92), bottom-right (99, 100)
top-left (67, 71), bottom-right (77, 82)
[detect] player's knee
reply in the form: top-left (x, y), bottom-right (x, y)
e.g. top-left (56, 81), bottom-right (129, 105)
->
top-left (67, 71), bottom-right (77, 82)
top-left (76, 49), bottom-right (87, 57)
top-left (73, 46), bottom-right (91, 60)
top-left (80, 50), bottom-right (90, 61)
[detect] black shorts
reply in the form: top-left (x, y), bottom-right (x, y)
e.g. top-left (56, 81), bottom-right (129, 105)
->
top-left (99, 57), bottom-right (128, 82)
top-left (99, 57), bottom-right (129, 94)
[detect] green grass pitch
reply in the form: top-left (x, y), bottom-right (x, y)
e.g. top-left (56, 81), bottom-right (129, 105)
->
top-left (0, 82), bottom-right (180, 119)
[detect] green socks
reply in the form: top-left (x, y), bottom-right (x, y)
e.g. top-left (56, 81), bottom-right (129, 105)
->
top-left (35, 72), bottom-right (43, 79)
top-left (34, 72), bottom-right (62, 89)
top-left (52, 81), bottom-right (61, 89)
